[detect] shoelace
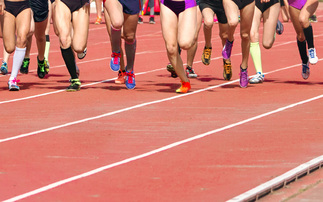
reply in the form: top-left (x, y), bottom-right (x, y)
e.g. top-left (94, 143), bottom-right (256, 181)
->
top-left (126, 72), bottom-right (135, 83)
top-left (23, 60), bottom-right (29, 67)
top-left (11, 78), bottom-right (20, 85)
top-left (111, 52), bottom-right (121, 65)
top-left (204, 49), bottom-right (211, 59)
top-left (309, 49), bottom-right (315, 58)
top-left (240, 71), bottom-right (248, 82)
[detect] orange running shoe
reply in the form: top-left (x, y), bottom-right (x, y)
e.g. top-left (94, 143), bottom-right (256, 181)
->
top-left (176, 81), bottom-right (191, 93)
top-left (95, 17), bottom-right (102, 25)
top-left (115, 70), bottom-right (126, 84)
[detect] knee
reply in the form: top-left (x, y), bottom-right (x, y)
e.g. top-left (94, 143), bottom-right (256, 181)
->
top-left (16, 34), bottom-right (27, 48)
top-left (240, 31), bottom-right (250, 41)
top-left (59, 35), bottom-right (72, 49)
top-left (262, 40), bottom-right (274, 49)
top-left (203, 18), bottom-right (214, 30)
top-left (228, 19), bottom-right (239, 28)
top-left (166, 43), bottom-right (178, 56)
top-left (178, 39), bottom-right (193, 50)
top-left (299, 15), bottom-right (309, 28)
top-left (123, 33), bottom-right (136, 44)
top-left (4, 44), bottom-right (15, 54)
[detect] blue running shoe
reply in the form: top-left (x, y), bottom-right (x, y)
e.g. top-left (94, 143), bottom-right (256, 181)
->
top-left (125, 70), bottom-right (136, 89)
top-left (1, 61), bottom-right (8, 75)
top-left (302, 62), bottom-right (310, 80)
top-left (110, 52), bottom-right (121, 72)
top-left (276, 20), bottom-right (284, 35)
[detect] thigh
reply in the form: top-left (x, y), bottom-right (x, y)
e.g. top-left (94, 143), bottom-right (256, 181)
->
top-left (250, 6), bottom-right (262, 42)
top-left (240, 1), bottom-right (255, 34)
top-left (160, 3), bottom-right (178, 50)
top-left (262, 3), bottom-right (280, 44)
top-left (201, 7), bottom-right (215, 27)
top-left (15, 8), bottom-right (32, 47)
top-left (178, 6), bottom-right (197, 48)
top-left (2, 11), bottom-right (16, 52)
top-left (72, 3), bottom-right (90, 51)
top-left (54, 0), bottom-right (72, 45)
top-left (289, 6), bottom-right (304, 40)
top-left (223, 0), bottom-right (240, 25)
top-left (104, 0), bottom-right (124, 28)
top-left (123, 13), bottom-right (138, 42)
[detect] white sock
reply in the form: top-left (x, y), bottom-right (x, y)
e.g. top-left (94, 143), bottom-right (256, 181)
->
top-left (10, 47), bottom-right (26, 80)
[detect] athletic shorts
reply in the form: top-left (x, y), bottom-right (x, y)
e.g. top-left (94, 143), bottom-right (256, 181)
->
top-left (232, 0), bottom-right (254, 10)
top-left (199, 0), bottom-right (227, 24)
top-left (288, 0), bottom-right (306, 10)
top-left (4, 0), bottom-right (30, 17)
top-left (103, 0), bottom-right (141, 14)
top-left (255, 0), bottom-right (279, 13)
top-left (161, 0), bottom-right (197, 16)
top-left (196, 0), bottom-right (200, 6)
top-left (61, 0), bottom-right (89, 13)
top-left (30, 0), bottom-right (49, 22)
top-left (51, 0), bottom-right (55, 3)
top-left (280, 0), bottom-right (285, 7)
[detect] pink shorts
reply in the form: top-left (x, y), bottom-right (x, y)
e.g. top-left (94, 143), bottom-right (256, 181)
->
top-left (288, 0), bottom-right (306, 10)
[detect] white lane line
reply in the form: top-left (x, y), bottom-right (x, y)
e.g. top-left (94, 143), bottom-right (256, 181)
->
top-left (3, 93), bottom-right (323, 202)
top-left (228, 155), bottom-right (323, 202)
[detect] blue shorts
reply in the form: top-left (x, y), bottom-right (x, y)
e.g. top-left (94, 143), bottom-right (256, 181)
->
top-left (119, 0), bottom-right (141, 15)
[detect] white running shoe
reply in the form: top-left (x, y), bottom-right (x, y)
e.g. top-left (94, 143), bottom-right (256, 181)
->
top-left (308, 48), bottom-right (318, 64)
top-left (77, 47), bottom-right (87, 60)
top-left (249, 72), bottom-right (264, 84)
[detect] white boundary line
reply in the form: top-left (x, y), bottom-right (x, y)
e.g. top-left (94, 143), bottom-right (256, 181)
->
top-left (3, 93), bottom-right (323, 202)
top-left (228, 155), bottom-right (323, 202)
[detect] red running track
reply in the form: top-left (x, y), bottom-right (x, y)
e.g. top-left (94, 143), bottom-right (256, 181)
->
top-left (1, 11), bottom-right (323, 201)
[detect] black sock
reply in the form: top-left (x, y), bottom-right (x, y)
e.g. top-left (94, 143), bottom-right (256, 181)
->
top-left (303, 25), bottom-right (314, 49)
top-left (61, 47), bottom-right (78, 79)
top-left (297, 39), bottom-right (308, 64)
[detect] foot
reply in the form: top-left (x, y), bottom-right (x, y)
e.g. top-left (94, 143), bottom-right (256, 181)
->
top-left (239, 67), bottom-right (248, 88)
top-left (66, 78), bottom-right (81, 92)
top-left (276, 20), bottom-right (284, 35)
top-left (138, 17), bottom-right (143, 24)
top-left (8, 78), bottom-right (20, 91)
top-left (110, 52), bottom-right (121, 72)
top-left (44, 59), bottom-right (50, 74)
top-left (249, 72), bottom-right (264, 84)
top-left (308, 48), bottom-right (318, 65)
top-left (176, 81), bottom-right (191, 93)
top-left (149, 16), bottom-right (155, 24)
top-left (37, 58), bottom-right (46, 79)
top-left (125, 70), bottom-right (136, 89)
top-left (302, 62), bottom-right (310, 80)
top-left (223, 59), bottom-right (232, 81)
top-left (20, 58), bottom-right (30, 74)
top-left (95, 16), bottom-right (102, 25)
top-left (186, 66), bottom-right (197, 78)
top-left (201, 47), bottom-right (212, 65)
top-left (166, 63), bottom-right (178, 78)
top-left (1, 60), bottom-right (8, 75)
top-left (77, 47), bottom-right (87, 60)
top-left (115, 70), bottom-right (126, 84)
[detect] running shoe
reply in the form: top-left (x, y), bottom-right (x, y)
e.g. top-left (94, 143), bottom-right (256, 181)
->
top-left (223, 59), bottom-right (232, 81)
top-left (68, 66), bottom-right (80, 82)
top-left (110, 52), bottom-right (121, 72)
top-left (125, 70), bottom-right (136, 89)
top-left (176, 81), bottom-right (191, 93)
top-left (8, 78), bottom-right (20, 91)
top-left (66, 78), bottom-right (81, 92)
top-left (249, 72), bottom-right (264, 84)
top-left (37, 58), bottom-right (46, 79)
top-left (239, 68), bottom-right (248, 88)
top-left (20, 58), bottom-right (30, 74)
top-left (166, 63), bottom-right (178, 78)
top-left (138, 17), bottom-right (143, 24)
top-left (276, 20), bottom-right (284, 35)
top-left (95, 16), bottom-right (102, 25)
top-left (186, 66), bottom-right (197, 78)
top-left (302, 62), bottom-right (310, 80)
top-left (44, 59), bottom-right (50, 74)
top-left (115, 70), bottom-right (126, 84)
top-left (309, 15), bottom-right (318, 22)
top-left (1, 60), bottom-right (8, 75)
top-left (308, 48), bottom-right (318, 64)
top-left (77, 47), bottom-right (87, 60)
top-left (149, 16), bottom-right (155, 24)
top-left (201, 46), bottom-right (212, 65)
top-left (222, 40), bottom-right (233, 60)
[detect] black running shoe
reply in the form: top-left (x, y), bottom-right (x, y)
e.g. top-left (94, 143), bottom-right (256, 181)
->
top-left (20, 58), bottom-right (30, 74)
top-left (166, 63), bottom-right (178, 78)
top-left (37, 58), bottom-right (46, 79)
top-left (66, 78), bottom-right (81, 92)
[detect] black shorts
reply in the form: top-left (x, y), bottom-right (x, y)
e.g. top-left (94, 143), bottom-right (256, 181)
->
top-left (280, 0), bottom-right (285, 6)
top-left (232, 0), bottom-right (254, 10)
top-left (255, 0), bottom-right (279, 13)
top-left (4, 0), bottom-right (30, 17)
top-left (61, 0), bottom-right (89, 13)
top-left (199, 0), bottom-right (227, 24)
top-left (51, 0), bottom-right (55, 3)
top-left (30, 0), bottom-right (49, 22)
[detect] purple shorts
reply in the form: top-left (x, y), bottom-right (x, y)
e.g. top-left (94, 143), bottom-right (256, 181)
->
top-left (288, 0), bottom-right (306, 10)
top-left (161, 0), bottom-right (197, 16)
